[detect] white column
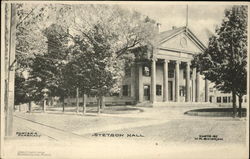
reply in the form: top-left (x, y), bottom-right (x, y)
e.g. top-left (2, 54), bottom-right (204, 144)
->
top-left (196, 70), bottom-right (200, 102)
top-left (185, 62), bottom-right (190, 102)
top-left (151, 58), bottom-right (156, 103)
top-left (163, 59), bottom-right (169, 102)
top-left (138, 64), bottom-right (143, 103)
top-left (192, 68), bottom-right (196, 102)
top-left (175, 61), bottom-right (180, 102)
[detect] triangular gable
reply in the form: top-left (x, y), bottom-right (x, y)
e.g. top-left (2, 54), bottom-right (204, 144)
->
top-left (158, 27), bottom-right (206, 54)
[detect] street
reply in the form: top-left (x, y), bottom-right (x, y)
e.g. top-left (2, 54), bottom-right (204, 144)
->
top-left (3, 106), bottom-right (248, 159)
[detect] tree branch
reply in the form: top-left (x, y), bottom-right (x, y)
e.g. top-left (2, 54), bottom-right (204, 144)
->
top-left (16, 7), bottom-right (36, 28)
top-left (116, 36), bottom-right (140, 58)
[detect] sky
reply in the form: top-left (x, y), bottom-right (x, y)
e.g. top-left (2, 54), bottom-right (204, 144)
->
top-left (121, 3), bottom-right (233, 45)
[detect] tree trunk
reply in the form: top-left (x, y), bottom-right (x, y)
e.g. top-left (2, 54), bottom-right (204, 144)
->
top-left (238, 96), bottom-right (243, 118)
top-left (62, 96), bottom-right (65, 112)
top-left (232, 91), bottom-right (237, 118)
top-left (97, 96), bottom-right (101, 114)
top-left (48, 98), bottom-right (51, 107)
top-left (83, 93), bottom-right (87, 114)
top-left (51, 97), bottom-right (54, 106)
top-left (43, 100), bottom-right (46, 112)
top-left (28, 101), bottom-right (32, 113)
top-left (76, 87), bottom-right (79, 113)
top-left (100, 96), bottom-right (105, 109)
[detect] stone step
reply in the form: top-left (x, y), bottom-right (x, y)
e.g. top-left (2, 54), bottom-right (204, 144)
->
top-left (136, 102), bottom-right (218, 107)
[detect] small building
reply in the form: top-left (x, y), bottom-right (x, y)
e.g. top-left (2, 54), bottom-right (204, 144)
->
top-left (208, 87), bottom-right (247, 107)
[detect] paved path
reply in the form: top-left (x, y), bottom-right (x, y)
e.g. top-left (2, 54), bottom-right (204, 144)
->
top-left (14, 115), bottom-right (90, 141)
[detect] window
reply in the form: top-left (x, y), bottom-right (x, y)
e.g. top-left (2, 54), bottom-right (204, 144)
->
top-left (156, 85), bottom-right (162, 96)
top-left (168, 70), bottom-right (174, 78)
top-left (122, 85), bottom-right (129, 96)
top-left (217, 97), bottom-right (221, 103)
top-left (179, 86), bottom-right (186, 97)
top-left (223, 97), bottom-right (227, 103)
top-left (143, 65), bottom-right (151, 76)
top-left (228, 96), bottom-right (231, 103)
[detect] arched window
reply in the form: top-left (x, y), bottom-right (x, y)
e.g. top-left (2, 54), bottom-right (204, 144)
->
top-left (143, 65), bottom-right (151, 76)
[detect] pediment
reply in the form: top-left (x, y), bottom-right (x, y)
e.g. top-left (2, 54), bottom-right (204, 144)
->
top-left (159, 32), bottom-right (204, 54)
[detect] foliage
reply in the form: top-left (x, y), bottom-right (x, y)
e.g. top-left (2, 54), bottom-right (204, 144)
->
top-left (14, 4), bottom-right (157, 105)
top-left (30, 24), bottom-right (73, 99)
top-left (70, 5), bottom-right (156, 95)
top-left (192, 5), bottom-right (247, 102)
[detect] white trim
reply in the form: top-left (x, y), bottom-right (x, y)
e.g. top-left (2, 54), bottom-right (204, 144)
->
top-left (158, 27), bottom-right (206, 52)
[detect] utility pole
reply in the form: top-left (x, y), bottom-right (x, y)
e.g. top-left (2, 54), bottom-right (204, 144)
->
top-left (186, 5), bottom-right (189, 27)
top-left (5, 3), bottom-right (17, 137)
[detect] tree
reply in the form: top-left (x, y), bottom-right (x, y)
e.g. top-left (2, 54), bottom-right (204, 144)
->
top-left (15, 4), bottom-right (157, 114)
top-left (192, 5), bottom-right (247, 117)
top-left (14, 4), bottom-right (47, 107)
top-left (70, 5), bottom-right (157, 58)
top-left (15, 4), bottom-right (74, 107)
top-left (68, 5), bottom-right (157, 114)
top-left (29, 23), bottom-right (74, 112)
top-left (69, 24), bottom-right (123, 114)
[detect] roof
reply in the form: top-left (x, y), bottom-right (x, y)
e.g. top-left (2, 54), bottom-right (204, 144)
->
top-left (157, 26), bottom-right (206, 51)
top-left (158, 26), bottom-right (186, 42)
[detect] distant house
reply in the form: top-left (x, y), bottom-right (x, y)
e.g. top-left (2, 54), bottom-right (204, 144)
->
top-left (208, 87), bottom-right (247, 107)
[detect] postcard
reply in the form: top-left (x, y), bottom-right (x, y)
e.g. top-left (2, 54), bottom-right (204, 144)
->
top-left (1, 1), bottom-right (249, 159)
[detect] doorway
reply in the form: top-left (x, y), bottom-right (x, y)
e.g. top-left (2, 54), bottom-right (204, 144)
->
top-left (168, 81), bottom-right (173, 101)
top-left (143, 85), bottom-right (150, 101)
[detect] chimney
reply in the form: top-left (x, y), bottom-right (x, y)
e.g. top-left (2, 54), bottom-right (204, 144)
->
top-left (172, 26), bottom-right (177, 30)
top-left (156, 23), bottom-right (161, 33)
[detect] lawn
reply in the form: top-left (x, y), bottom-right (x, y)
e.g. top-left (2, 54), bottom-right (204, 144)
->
top-left (185, 108), bottom-right (247, 117)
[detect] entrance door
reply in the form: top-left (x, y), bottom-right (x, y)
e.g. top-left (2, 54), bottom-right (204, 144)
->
top-left (168, 81), bottom-right (173, 101)
top-left (143, 85), bottom-right (150, 101)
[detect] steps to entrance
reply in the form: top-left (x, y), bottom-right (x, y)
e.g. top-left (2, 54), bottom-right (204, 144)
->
top-left (136, 102), bottom-right (218, 107)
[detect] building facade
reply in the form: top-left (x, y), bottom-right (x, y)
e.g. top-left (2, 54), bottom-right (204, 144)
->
top-left (66, 26), bottom-right (211, 106)
top-left (121, 26), bottom-right (208, 105)
top-left (208, 87), bottom-right (248, 107)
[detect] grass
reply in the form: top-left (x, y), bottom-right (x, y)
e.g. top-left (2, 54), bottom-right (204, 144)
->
top-left (186, 108), bottom-right (247, 112)
top-left (32, 106), bottom-right (143, 114)
top-left (184, 108), bottom-right (247, 117)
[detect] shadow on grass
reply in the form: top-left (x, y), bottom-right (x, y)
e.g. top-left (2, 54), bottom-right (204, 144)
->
top-left (184, 108), bottom-right (247, 117)
top-left (30, 106), bottom-right (143, 115)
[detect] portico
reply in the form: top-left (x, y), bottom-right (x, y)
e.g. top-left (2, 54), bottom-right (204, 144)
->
top-left (133, 26), bottom-right (209, 104)
top-left (149, 58), bottom-right (205, 103)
